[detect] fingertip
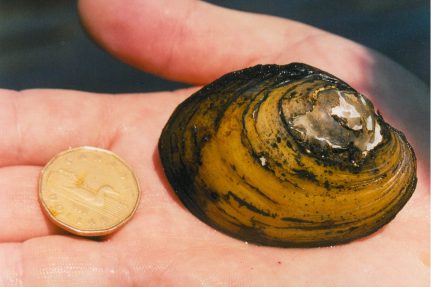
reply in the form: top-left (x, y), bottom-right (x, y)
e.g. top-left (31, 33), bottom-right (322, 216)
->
top-left (78, 0), bottom-right (132, 57)
top-left (78, 0), bottom-right (349, 85)
top-left (78, 0), bottom-right (194, 81)
top-left (77, 0), bottom-right (393, 108)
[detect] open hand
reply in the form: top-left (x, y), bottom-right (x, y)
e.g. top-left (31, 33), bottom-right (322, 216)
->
top-left (0, 0), bottom-right (428, 286)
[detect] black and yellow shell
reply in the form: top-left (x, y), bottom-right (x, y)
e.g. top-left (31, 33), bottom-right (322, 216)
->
top-left (158, 63), bottom-right (416, 247)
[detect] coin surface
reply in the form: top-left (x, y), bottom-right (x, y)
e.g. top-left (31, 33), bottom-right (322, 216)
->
top-left (39, 146), bottom-right (141, 236)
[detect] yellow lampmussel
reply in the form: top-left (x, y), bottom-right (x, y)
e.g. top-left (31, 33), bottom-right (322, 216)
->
top-left (158, 63), bottom-right (416, 247)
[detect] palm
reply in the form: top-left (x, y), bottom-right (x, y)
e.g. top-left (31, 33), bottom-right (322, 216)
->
top-left (1, 1), bottom-right (428, 286)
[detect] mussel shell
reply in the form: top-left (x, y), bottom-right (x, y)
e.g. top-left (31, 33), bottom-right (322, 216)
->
top-left (159, 63), bottom-right (416, 247)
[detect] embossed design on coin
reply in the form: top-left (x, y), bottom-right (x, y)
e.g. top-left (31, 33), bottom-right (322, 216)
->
top-left (39, 147), bottom-right (141, 236)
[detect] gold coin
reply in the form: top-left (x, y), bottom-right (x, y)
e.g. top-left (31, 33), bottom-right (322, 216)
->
top-left (39, 146), bottom-right (141, 236)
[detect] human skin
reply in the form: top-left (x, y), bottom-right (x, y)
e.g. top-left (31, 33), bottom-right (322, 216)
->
top-left (0, 0), bottom-right (429, 286)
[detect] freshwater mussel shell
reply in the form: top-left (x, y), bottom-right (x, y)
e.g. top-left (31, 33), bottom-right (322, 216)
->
top-left (158, 63), bottom-right (416, 247)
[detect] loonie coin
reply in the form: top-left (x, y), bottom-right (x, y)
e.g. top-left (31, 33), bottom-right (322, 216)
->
top-left (39, 146), bottom-right (141, 236)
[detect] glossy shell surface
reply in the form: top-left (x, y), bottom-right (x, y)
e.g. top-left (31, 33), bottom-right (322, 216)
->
top-left (159, 63), bottom-right (417, 247)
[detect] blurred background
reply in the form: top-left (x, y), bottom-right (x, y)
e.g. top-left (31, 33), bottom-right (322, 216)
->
top-left (0, 0), bottom-right (429, 92)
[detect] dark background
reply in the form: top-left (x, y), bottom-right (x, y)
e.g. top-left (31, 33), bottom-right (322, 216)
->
top-left (1, 0), bottom-right (429, 93)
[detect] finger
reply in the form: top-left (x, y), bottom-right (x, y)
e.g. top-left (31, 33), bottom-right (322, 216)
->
top-left (78, 0), bottom-right (372, 86)
top-left (0, 166), bottom-right (64, 242)
top-left (1, 236), bottom-right (189, 286)
top-left (0, 237), bottom-right (120, 286)
top-left (0, 88), bottom-right (189, 167)
top-left (0, 89), bottom-right (116, 167)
